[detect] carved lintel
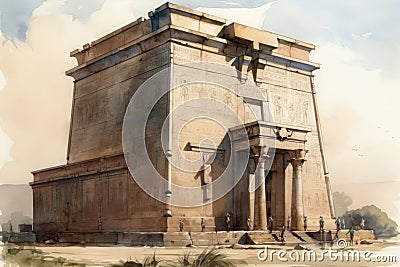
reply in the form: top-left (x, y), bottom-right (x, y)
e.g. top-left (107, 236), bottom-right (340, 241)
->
top-left (274, 127), bottom-right (294, 141)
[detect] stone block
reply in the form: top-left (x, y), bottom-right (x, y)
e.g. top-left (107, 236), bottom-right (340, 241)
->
top-left (5, 232), bottom-right (36, 243)
top-left (164, 232), bottom-right (192, 247)
top-left (337, 229), bottom-right (375, 241)
top-left (118, 232), bottom-right (164, 247)
top-left (190, 232), bottom-right (218, 246)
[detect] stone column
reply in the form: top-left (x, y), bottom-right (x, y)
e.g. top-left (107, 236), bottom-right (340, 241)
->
top-left (253, 146), bottom-right (269, 230)
top-left (290, 149), bottom-right (307, 230)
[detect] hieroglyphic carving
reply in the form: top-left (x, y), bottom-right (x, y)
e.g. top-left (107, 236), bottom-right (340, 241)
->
top-left (179, 84), bottom-right (189, 102)
top-left (301, 101), bottom-right (309, 124)
top-left (202, 50), bottom-right (235, 65)
top-left (263, 66), bottom-right (287, 87)
top-left (262, 66), bottom-right (311, 92)
top-left (289, 71), bottom-right (310, 92)
top-left (173, 44), bottom-right (201, 64)
top-left (198, 87), bottom-right (207, 98)
top-left (224, 91), bottom-right (233, 107)
top-left (273, 95), bottom-right (283, 122)
top-left (269, 88), bottom-right (313, 126)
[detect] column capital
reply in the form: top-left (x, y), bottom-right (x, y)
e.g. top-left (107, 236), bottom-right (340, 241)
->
top-left (251, 145), bottom-right (270, 164)
top-left (289, 149), bottom-right (308, 166)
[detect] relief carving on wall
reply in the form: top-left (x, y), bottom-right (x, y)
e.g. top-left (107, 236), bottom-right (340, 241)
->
top-left (270, 90), bottom-right (311, 126)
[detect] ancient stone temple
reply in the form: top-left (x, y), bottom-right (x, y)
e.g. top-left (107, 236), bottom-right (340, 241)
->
top-left (31, 3), bottom-right (336, 243)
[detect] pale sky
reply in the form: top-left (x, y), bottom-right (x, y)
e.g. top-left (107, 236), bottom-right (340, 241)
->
top-left (0, 0), bottom-right (399, 223)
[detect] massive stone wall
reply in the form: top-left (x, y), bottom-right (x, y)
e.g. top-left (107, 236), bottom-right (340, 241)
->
top-left (32, 155), bottom-right (168, 235)
top-left (33, 42), bottom-right (173, 235)
top-left (68, 43), bottom-right (171, 164)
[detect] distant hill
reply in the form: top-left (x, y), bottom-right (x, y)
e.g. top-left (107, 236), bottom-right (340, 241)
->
top-left (0, 184), bottom-right (32, 230)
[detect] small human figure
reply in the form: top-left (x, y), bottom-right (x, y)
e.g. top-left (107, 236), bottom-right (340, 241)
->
top-left (287, 216), bottom-right (291, 231)
top-left (360, 217), bottom-right (365, 230)
top-left (179, 219), bottom-right (184, 232)
top-left (268, 216), bottom-right (274, 233)
top-left (280, 224), bottom-right (285, 242)
top-left (247, 216), bottom-right (252, 231)
top-left (201, 218), bottom-right (205, 232)
top-left (335, 217), bottom-right (341, 237)
top-left (98, 216), bottom-right (102, 232)
top-left (342, 219), bottom-right (346, 230)
top-left (226, 212), bottom-right (231, 232)
top-left (303, 216), bottom-right (308, 231)
top-left (9, 221), bottom-right (13, 233)
top-left (319, 216), bottom-right (325, 232)
top-left (347, 227), bottom-right (355, 246)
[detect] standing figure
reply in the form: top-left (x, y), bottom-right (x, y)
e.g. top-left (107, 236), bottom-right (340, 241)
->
top-left (268, 216), bottom-right (274, 233)
top-left (98, 216), bottom-right (102, 232)
top-left (201, 218), bottom-right (205, 232)
top-left (347, 227), bottom-right (355, 246)
top-left (342, 219), bottom-right (346, 230)
top-left (280, 224), bottom-right (285, 243)
top-left (360, 217), bottom-right (365, 230)
top-left (179, 219), bottom-right (184, 232)
top-left (335, 217), bottom-right (341, 237)
top-left (202, 164), bottom-right (212, 200)
top-left (225, 212), bottom-right (231, 232)
top-left (319, 216), bottom-right (325, 232)
top-left (247, 216), bottom-right (252, 231)
top-left (287, 216), bottom-right (291, 231)
top-left (303, 216), bottom-right (308, 231)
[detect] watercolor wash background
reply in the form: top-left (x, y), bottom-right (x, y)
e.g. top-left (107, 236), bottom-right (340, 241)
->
top-left (0, 0), bottom-right (399, 229)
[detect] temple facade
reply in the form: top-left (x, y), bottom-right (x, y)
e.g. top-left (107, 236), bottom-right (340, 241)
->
top-left (31, 3), bottom-right (336, 242)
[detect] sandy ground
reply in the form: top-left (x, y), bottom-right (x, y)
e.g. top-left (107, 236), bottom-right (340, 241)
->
top-left (1, 240), bottom-right (400, 267)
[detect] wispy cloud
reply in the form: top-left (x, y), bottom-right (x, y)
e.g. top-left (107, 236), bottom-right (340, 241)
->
top-left (219, 1), bottom-right (241, 6)
top-left (352, 32), bottom-right (372, 39)
top-left (197, 1), bottom-right (275, 29)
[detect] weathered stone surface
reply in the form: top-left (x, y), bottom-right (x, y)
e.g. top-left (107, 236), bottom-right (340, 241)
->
top-left (337, 229), bottom-right (376, 241)
top-left (247, 231), bottom-right (277, 244)
top-left (190, 232), bottom-right (218, 246)
top-left (3, 232), bottom-right (37, 243)
top-left (163, 232), bottom-right (192, 247)
top-left (118, 232), bottom-right (164, 247)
